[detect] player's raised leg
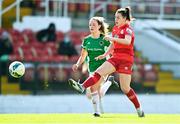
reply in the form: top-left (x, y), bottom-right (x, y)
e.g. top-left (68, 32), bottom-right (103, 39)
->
top-left (69, 61), bottom-right (116, 93)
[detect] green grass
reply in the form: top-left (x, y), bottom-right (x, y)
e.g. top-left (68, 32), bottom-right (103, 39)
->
top-left (0, 113), bottom-right (180, 124)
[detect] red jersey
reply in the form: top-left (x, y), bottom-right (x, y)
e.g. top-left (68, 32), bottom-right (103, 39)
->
top-left (112, 24), bottom-right (134, 63)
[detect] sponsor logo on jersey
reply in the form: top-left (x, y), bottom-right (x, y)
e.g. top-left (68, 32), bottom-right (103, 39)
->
top-left (114, 35), bottom-right (119, 38)
top-left (88, 48), bottom-right (102, 51)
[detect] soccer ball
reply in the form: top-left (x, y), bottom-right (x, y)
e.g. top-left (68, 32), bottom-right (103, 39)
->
top-left (9, 61), bottom-right (25, 78)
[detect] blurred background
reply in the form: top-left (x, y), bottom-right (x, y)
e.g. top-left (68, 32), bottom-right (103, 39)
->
top-left (0, 0), bottom-right (180, 113)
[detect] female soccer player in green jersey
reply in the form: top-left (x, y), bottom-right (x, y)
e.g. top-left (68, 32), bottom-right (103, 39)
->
top-left (71, 17), bottom-right (118, 117)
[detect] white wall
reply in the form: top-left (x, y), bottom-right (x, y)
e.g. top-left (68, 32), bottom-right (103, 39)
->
top-left (0, 95), bottom-right (179, 113)
top-left (134, 19), bottom-right (180, 77)
top-left (135, 19), bottom-right (180, 30)
top-left (13, 16), bottom-right (72, 33)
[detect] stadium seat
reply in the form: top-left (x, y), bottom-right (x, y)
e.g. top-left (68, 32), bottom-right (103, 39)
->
top-left (9, 54), bottom-right (22, 61)
top-left (23, 65), bottom-right (35, 82)
top-left (49, 55), bottom-right (68, 63)
top-left (69, 55), bottom-right (79, 62)
top-left (0, 28), bottom-right (4, 35)
top-left (80, 31), bottom-right (89, 38)
top-left (37, 65), bottom-right (48, 81)
top-left (68, 3), bottom-right (76, 12)
top-left (30, 42), bottom-right (44, 49)
top-left (79, 3), bottom-right (90, 12)
top-left (21, 29), bottom-right (35, 42)
top-left (45, 42), bottom-right (56, 50)
top-left (143, 64), bottom-right (158, 82)
top-left (164, 6), bottom-right (174, 14)
top-left (132, 70), bottom-right (143, 83)
top-left (53, 67), bottom-right (68, 82)
top-left (107, 4), bottom-right (119, 13)
top-left (69, 69), bottom-right (81, 81)
top-left (56, 31), bottom-right (64, 42)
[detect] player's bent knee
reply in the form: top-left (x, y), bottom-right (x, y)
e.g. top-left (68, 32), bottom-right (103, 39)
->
top-left (121, 86), bottom-right (131, 94)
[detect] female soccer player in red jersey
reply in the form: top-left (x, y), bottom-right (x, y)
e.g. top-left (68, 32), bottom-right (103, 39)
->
top-left (70, 16), bottom-right (118, 117)
top-left (69, 7), bottom-right (144, 117)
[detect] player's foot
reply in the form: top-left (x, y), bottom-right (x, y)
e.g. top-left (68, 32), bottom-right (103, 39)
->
top-left (108, 76), bottom-right (119, 88)
top-left (137, 109), bottom-right (145, 117)
top-left (93, 113), bottom-right (100, 117)
top-left (68, 79), bottom-right (84, 93)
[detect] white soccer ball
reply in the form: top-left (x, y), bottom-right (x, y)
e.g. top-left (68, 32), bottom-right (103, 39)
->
top-left (9, 61), bottom-right (25, 78)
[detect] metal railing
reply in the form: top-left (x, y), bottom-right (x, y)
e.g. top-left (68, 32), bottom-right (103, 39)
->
top-left (143, 20), bottom-right (180, 43)
top-left (35, 0), bottom-right (180, 19)
top-left (52, 0), bottom-right (180, 19)
top-left (0, 0), bottom-right (22, 28)
top-left (1, 0), bottom-right (180, 28)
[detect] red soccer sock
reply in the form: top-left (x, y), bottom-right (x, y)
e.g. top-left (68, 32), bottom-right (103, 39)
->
top-left (126, 88), bottom-right (140, 109)
top-left (82, 72), bottom-right (101, 88)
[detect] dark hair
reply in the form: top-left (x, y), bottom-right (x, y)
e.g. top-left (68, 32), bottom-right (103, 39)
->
top-left (48, 23), bottom-right (56, 32)
top-left (90, 17), bottom-right (109, 35)
top-left (116, 7), bottom-right (132, 21)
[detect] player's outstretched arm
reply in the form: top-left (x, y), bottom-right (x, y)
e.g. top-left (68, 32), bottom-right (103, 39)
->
top-left (104, 35), bottom-right (131, 45)
top-left (95, 43), bottom-right (114, 60)
top-left (72, 48), bottom-right (88, 72)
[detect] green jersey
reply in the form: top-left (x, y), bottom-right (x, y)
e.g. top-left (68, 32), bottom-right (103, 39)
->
top-left (82, 35), bottom-right (110, 72)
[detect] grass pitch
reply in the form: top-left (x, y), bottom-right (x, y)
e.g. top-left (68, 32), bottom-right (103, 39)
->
top-left (0, 113), bottom-right (180, 124)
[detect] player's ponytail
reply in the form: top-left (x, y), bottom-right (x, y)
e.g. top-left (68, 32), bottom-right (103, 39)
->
top-left (125, 7), bottom-right (130, 21)
top-left (116, 7), bottom-right (134, 22)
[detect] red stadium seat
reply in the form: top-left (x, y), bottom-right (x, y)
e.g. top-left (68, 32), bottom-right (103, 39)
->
top-left (80, 31), bottom-right (89, 38)
top-left (68, 3), bottom-right (77, 12)
top-left (164, 6), bottom-right (174, 14)
top-left (37, 64), bottom-right (54, 82)
top-left (45, 42), bottom-right (56, 50)
top-left (21, 29), bottom-right (35, 43)
top-left (56, 31), bottom-right (64, 42)
top-left (132, 70), bottom-right (143, 83)
top-left (0, 28), bottom-right (4, 35)
top-left (23, 65), bottom-right (35, 82)
top-left (49, 55), bottom-right (68, 63)
top-left (9, 54), bottom-right (22, 61)
top-left (8, 29), bottom-right (20, 36)
top-left (30, 42), bottom-right (44, 49)
top-left (53, 67), bottom-right (68, 82)
top-left (79, 3), bottom-right (90, 12)
top-left (107, 4), bottom-right (119, 13)
top-left (143, 64), bottom-right (158, 82)
top-left (69, 55), bottom-right (79, 62)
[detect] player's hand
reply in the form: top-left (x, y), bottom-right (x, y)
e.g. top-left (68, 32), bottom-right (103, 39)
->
top-left (104, 36), bottom-right (113, 42)
top-left (72, 64), bottom-right (79, 72)
top-left (95, 54), bottom-right (106, 60)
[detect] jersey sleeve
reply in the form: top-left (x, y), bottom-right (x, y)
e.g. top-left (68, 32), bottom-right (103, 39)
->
top-left (104, 39), bottom-right (110, 47)
top-left (125, 27), bottom-right (133, 37)
top-left (81, 38), bottom-right (87, 50)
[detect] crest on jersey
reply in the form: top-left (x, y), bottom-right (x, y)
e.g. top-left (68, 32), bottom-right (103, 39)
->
top-left (114, 35), bottom-right (119, 38)
top-left (126, 28), bottom-right (132, 35)
top-left (99, 41), bottom-right (104, 46)
top-left (124, 66), bottom-right (128, 70)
